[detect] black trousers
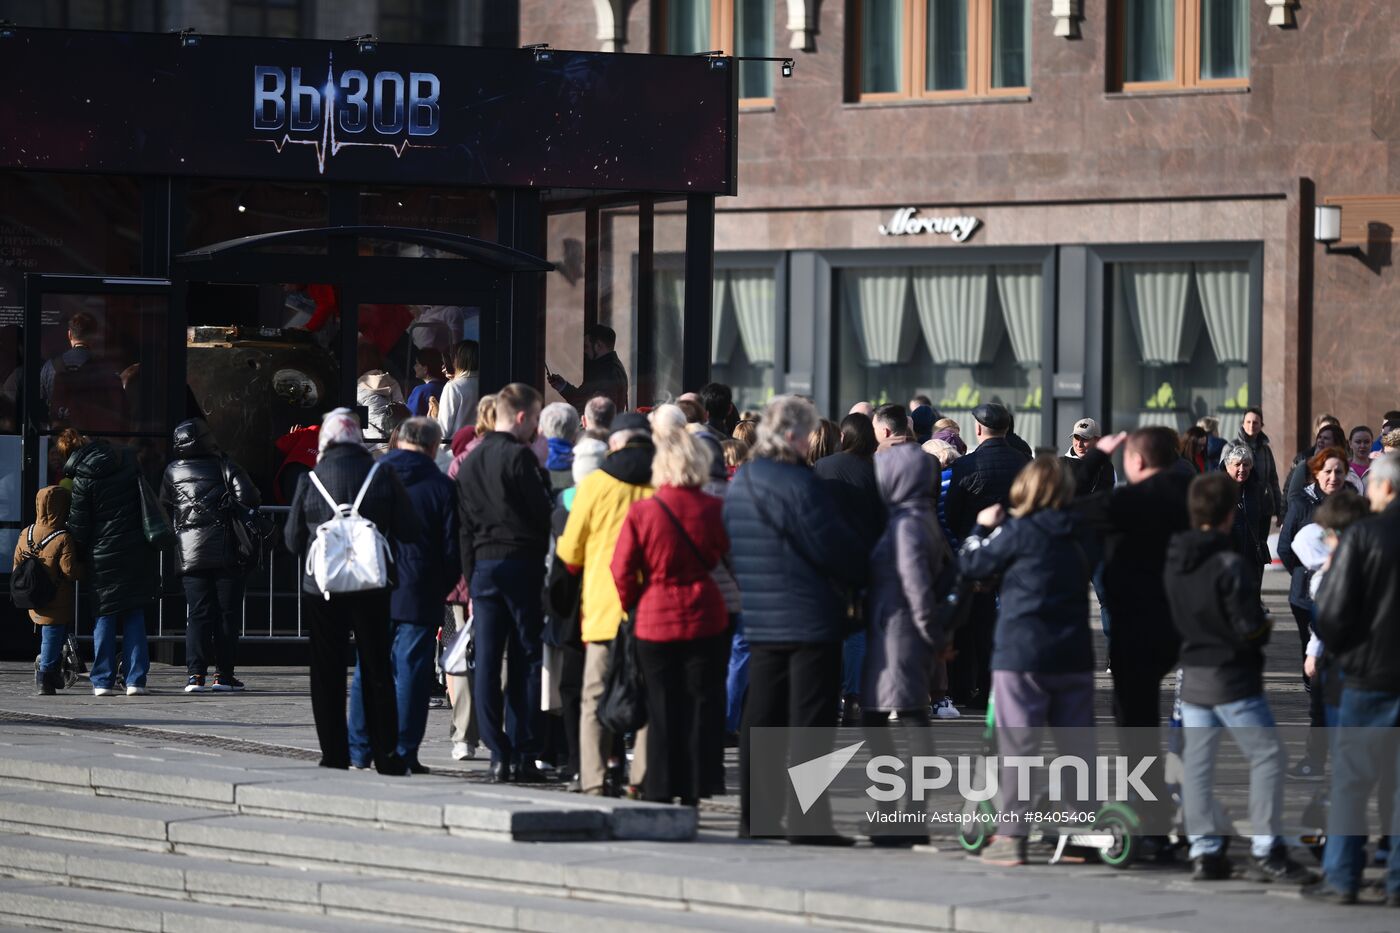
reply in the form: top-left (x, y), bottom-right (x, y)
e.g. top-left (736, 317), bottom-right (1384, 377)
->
top-left (948, 592), bottom-right (995, 704)
top-left (183, 570), bottom-right (244, 678)
top-left (637, 633), bottom-right (726, 804)
top-left (1109, 656), bottom-right (1172, 826)
top-left (739, 640), bottom-right (843, 837)
top-left (557, 643), bottom-right (585, 777)
top-left (703, 615), bottom-right (738, 796)
top-left (861, 708), bottom-right (933, 834)
top-left (304, 590), bottom-right (399, 771)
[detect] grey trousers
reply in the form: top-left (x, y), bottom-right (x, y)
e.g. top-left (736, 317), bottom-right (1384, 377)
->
top-left (991, 670), bottom-right (1096, 836)
top-left (1180, 694), bottom-right (1284, 858)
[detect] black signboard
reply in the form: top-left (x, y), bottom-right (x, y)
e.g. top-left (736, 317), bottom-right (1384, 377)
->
top-left (0, 28), bottom-right (736, 195)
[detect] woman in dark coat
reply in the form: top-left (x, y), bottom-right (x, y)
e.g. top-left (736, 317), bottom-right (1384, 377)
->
top-left (160, 418), bottom-right (261, 693)
top-left (1276, 446), bottom-right (1350, 654)
top-left (1221, 443), bottom-right (1271, 599)
top-left (66, 439), bottom-right (159, 696)
top-left (284, 408), bottom-right (422, 775)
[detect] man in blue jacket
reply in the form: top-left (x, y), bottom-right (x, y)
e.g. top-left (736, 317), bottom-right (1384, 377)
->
top-left (349, 417), bottom-right (460, 773)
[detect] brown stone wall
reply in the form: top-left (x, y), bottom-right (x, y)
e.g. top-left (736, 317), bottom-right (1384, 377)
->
top-left (518, 0), bottom-right (1400, 460)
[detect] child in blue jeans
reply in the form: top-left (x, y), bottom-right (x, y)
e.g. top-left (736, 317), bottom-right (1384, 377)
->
top-left (1163, 472), bottom-right (1314, 884)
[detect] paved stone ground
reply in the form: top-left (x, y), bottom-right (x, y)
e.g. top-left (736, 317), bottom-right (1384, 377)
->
top-left (0, 569), bottom-right (1386, 932)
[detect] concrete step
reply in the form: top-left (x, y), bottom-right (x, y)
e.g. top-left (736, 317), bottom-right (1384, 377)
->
top-left (0, 789), bottom-right (226, 851)
top-left (0, 835), bottom-right (793, 932)
top-left (0, 745), bottom-right (694, 842)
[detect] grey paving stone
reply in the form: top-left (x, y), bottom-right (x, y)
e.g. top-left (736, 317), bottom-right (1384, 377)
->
top-left (183, 860), bottom-right (334, 905)
top-left (0, 791), bottom-right (225, 844)
top-left (0, 832), bottom-right (70, 878)
top-left (440, 796), bottom-right (606, 840)
top-left (68, 845), bottom-right (188, 892)
top-left (0, 878), bottom-right (164, 932)
top-left (320, 877), bottom-right (519, 930)
top-left (0, 752), bottom-right (92, 789)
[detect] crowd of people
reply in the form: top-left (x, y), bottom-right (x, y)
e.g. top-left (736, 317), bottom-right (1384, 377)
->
top-left (12, 331), bottom-right (1400, 900)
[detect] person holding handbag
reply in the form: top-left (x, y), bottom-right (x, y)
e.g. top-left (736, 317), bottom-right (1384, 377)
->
top-left (161, 418), bottom-right (262, 693)
top-left (610, 425), bottom-right (729, 805)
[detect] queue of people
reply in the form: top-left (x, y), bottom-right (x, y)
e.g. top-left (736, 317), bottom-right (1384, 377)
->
top-left (13, 343), bottom-right (1400, 896)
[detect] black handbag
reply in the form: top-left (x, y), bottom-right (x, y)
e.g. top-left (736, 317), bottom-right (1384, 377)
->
top-left (138, 475), bottom-right (175, 549)
top-left (597, 619), bottom-right (647, 735)
top-left (221, 459), bottom-right (273, 565)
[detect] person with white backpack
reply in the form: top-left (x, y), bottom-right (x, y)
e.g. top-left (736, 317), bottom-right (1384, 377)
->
top-left (284, 408), bottom-right (422, 775)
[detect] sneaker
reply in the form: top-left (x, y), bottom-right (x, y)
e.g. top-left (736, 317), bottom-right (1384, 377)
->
top-left (211, 675), bottom-right (244, 692)
top-left (92, 687), bottom-right (118, 697)
top-left (1300, 882), bottom-right (1358, 905)
top-left (1192, 854), bottom-right (1233, 881)
top-left (1288, 759), bottom-right (1324, 781)
top-left (184, 675), bottom-right (207, 693)
top-left (1246, 847), bottom-right (1318, 885)
top-left (980, 835), bottom-right (1028, 866)
top-left (932, 696), bottom-right (961, 720)
top-left (451, 741), bottom-right (477, 761)
top-left (125, 685), bottom-right (149, 696)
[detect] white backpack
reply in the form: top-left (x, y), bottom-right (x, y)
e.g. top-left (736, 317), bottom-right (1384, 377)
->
top-left (305, 463), bottom-right (394, 600)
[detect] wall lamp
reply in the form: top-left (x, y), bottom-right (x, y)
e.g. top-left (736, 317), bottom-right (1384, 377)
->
top-left (1315, 204), bottom-right (1363, 257)
top-left (170, 26), bottom-right (199, 47)
top-left (346, 33), bottom-right (378, 53)
top-left (696, 52), bottom-right (795, 76)
top-left (523, 43), bottom-right (554, 63)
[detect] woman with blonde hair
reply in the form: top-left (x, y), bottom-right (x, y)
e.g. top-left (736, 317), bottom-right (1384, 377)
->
top-left (957, 455), bottom-right (1096, 865)
top-left (610, 425), bottom-right (729, 805)
top-left (731, 419), bottom-right (758, 448)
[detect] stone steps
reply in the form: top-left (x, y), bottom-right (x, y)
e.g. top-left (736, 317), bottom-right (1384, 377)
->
top-left (0, 744), bottom-right (693, 842)
top-left (0, 835), bottom-right (787, 932)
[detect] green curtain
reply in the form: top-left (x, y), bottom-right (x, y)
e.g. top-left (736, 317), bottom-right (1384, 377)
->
top-left (925, 0), bottom-right (967, 91)
top-left (1200, 0), bottom-right (1249, 80)
top-left (667, 0), bottom-right (711, 55)
top-left (736, 0), bottom-right (775, 99)
top-left (991, 0), bottom-right (1030, 89)
top-left (862, 0), bottom-right (904, 93)
top-left (1125, 0), bottom-right (1174, 83)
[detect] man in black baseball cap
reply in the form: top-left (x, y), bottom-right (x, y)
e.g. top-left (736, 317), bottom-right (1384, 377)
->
top-left (944, 401), bottom-right (1031, 707)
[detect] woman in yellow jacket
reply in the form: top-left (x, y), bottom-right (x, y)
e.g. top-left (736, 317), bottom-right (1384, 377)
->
top-left (12, 486), bottom-right (82, 694)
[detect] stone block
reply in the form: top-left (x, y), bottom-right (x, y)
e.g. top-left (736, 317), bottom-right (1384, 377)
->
top-left (0, 880), bottom-right (163, 932)
top-left (0, 833), bottom-right (69, 877)
top-left (0, 754), bottom-right (92, 789)
top-left (67, 847), bottom-right (186, 892)
top-left (183, 861), bottom-right (330, 904)
top-left (0, 791), bottom-right (222, 843)
top-left (320, 878), bottom-right (517, 930)
top-left (440, 796), bottom-right (606, 840)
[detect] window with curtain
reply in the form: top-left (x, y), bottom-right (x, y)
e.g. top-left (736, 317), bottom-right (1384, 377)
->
top-left (856, 0), bottom-right (1030, 100)
top-left (834, 264), bottom-right (1045, 444)
top-left (662, 1), bottom-right (777, 103)
top-left (1107, 260), bottom-right (1253, 439)
top-left (1118, 0), bottom-right (1249, 90)
top-left (712, 268), bottom-right (778, 410)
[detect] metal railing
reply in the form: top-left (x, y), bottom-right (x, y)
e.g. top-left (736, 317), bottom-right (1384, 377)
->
top-left (70, 505), bottom-right (309, 642)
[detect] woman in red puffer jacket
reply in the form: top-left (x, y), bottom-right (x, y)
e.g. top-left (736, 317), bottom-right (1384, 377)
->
top-left (611, 424), bottom-right (730, 806)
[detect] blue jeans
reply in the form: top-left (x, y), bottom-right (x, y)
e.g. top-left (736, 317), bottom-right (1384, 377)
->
top-left (348, 620), bottom-right (437, 766)
top-left (841, 630), bottom-right (865, 699)
top-left (725, 616), bottom-right (749, 734)
top-left (90, 610), bottom-right (149, 689)
top-left (1180, 693), bottom-right (1284, 859)
top-left (470, 559), bottom-right (544, 766)
top-left (1323, 688), bottom-right (1400, 895)
top-left (38, 625), bottom-right (67, 673)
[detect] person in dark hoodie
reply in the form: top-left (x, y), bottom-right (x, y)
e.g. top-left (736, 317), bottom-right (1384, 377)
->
top-left (346, 417), bottom-right (459, 773)
top-left (160, 418), bottom-right (261, 694)
top-left (1164, 472), bottom-right (1315, 885)
top-left (861, 443), bottom-right (948, 846)
top-left (66, 438), bottom-right (158, 696)
top-left (456, 383), bottom-right (555, 784)
top-left (958, 455), bottom-right (1096, 866)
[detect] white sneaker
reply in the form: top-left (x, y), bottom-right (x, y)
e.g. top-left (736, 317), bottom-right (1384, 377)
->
top-left (92, 687), bottom-right (117, 697)
top-left (451, 742), bottom-right (477, 761)
top-left (125, 685), bottom-right (149, 696)
top-left (933, 697), bottom-right (961, 720)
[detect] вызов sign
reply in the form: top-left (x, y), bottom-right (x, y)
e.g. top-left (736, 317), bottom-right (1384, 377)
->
top-left (878, 207), bottom-right (980, 242)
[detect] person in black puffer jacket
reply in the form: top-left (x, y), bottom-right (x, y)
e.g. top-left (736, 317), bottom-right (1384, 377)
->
top-left (160, 419), bottom-right (260, 694)
top-left (65, 439), bottom-right (159, 696)
top-left (943, 402), bottom-right (1031, 707)
top-left (284, 408), bottom-right (422, 775)
top-left (723, 395), bottom-right (866, 842)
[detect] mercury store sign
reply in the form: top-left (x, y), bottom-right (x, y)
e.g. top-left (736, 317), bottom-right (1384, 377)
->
top-left (878, 207), bottom-right (981, 243)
